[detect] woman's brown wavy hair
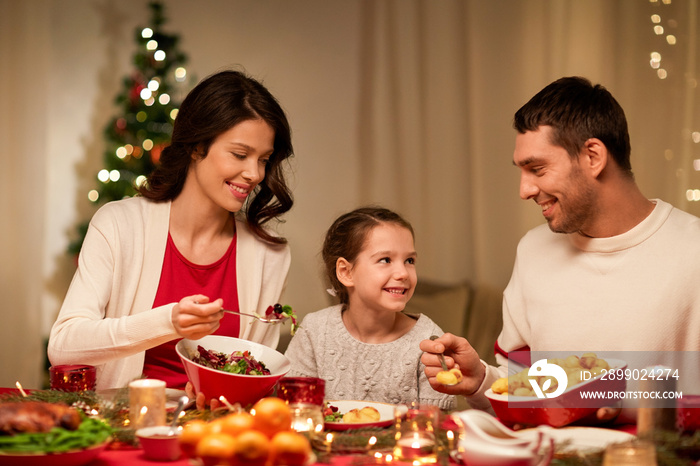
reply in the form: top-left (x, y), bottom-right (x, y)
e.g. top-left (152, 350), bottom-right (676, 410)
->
top-left (139, 69), bottom-right (294, 244)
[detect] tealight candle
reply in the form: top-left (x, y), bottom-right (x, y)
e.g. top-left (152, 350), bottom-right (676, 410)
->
top-left (49, 365), bottom-right (96, 392)
top-left (603, 441), bottom-right (656, 466)
top-left (276, 377), bottom-right (325, 437)
top-left (129, 379), bottom-right (166, 430)
top-left (392, 404), bottom-right (438, 464)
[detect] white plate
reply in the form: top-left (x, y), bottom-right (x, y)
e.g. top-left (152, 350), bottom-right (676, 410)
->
top-left (324, 400), bottom-right (395, 430)
top-left (521, 427), bottom-right (635, 454)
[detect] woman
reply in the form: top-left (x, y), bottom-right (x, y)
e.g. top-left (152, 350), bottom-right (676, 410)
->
top-left (48, 70), bottom-right (294, 393)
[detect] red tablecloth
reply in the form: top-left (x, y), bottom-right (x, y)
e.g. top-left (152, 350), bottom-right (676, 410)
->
top-left (95, 448), bottom-right (372, 466)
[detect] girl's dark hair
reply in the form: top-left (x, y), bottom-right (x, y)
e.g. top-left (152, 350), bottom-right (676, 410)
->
top-left (139, 69), bottom-right (294, 243)
top-left (322, 206), bottom-right (414, 306)
top-left (513, 76), bottom-right (632, 176)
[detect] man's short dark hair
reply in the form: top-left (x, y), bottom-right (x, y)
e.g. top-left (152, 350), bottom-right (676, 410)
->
top-left (513, 76), bottom-right (632, 174)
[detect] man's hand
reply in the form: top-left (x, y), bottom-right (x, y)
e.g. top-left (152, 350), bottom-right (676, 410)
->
top-left (419, 333), bottom-right (485, 396)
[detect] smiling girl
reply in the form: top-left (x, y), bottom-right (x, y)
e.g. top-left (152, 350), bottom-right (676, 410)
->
top-left (284, 207), bottom-right (454, 409)
top-left (48, 70), bottom-right (294, 392)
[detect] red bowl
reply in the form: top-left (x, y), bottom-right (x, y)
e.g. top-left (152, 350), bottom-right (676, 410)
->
top-left (176, 335), bottom-right (291, 407)
top-left (486, 358), bottom-right (627, 427)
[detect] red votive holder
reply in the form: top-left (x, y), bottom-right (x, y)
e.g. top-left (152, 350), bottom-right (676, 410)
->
top-left (49, 364), bottom-right (96, 392)
top-left (276, 376), bottom-right (325, 406)
top-left (677, 395), bottom-right (700, 433)
top-left (276, 377), bottom-right (326, 436)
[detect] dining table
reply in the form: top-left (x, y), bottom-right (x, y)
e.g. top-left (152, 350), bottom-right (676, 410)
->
top-left (5, 386), bottom-right (694, 466)
top-left (0, 386), bottom-right (459, 466)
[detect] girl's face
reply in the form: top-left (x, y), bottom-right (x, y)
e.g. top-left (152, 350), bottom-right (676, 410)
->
top-left (189, 119), bottom-right (274, 213)
top-left (342, 223), bottom-right (417, 314)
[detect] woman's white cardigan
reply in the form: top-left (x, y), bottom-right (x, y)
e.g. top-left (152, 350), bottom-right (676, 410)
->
top-left (48, 197), bottom-right (290, 390)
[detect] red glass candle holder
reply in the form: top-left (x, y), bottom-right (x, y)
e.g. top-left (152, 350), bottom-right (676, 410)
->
top-left (49, 364), bottom-right (96, 392)
top-left (276, 377), bottom-right (325, 406)
top-left (677, 395), bottom-right (700, 433)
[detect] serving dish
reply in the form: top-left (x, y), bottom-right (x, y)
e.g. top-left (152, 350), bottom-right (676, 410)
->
top-left (0, 440), bottom-right (109, 466)
top-left (519, 426), bottom-right (635, 455)
top-left (176, 335), bottom-right (290, 407)
top-left (324, 400), bottom-right (395, 430)
top-left (486, 358), bottom-right (627, 427)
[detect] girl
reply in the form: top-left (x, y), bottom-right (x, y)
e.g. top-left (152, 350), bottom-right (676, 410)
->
top-left (48, 70), bottom-right (294, 394)
top-left (285, 207), bottom-right (454, 409)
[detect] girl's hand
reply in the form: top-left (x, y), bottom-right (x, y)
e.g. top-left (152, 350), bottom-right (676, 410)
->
top-left (172, 295), bottom-right (224, 340)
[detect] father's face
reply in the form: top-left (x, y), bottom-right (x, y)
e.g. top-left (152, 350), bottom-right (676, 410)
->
top-left (513, 126), bottom-right (597, 234)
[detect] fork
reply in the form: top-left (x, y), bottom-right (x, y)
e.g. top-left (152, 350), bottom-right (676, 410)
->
top-left (222, 309), bottom-right (284, 324)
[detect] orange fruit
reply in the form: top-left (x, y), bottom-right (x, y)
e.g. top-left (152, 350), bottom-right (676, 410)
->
top-left (216, 411), bottom-right (255, 438)
top-left (251, 397), bottom-right (292, 438)
top-left (179, 419), bottom-right (211, 458)
top-left (268, 430), bottom-right (311, 466)
top-left (232, 429), bottom-right (270, 466)
top-left (195, 432), bottom-right (236, 466)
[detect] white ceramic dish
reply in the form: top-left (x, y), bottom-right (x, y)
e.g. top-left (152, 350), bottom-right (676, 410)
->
top-left (324, 400), bottom-right (395, 430)
top-left (519, 426), bottom-right (635, 454)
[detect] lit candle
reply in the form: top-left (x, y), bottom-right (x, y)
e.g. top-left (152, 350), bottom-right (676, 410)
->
top-left (395, 435), bottom-right (436, 461)
top-left (446, 430), bottom-right (455, 451)
top-left (129, 379), bottom-right (166, 430)
top-left (15, 381), bottom-right (28, 397)
top-left (325, 432), bottom-right (334, 455)
top-left (603, 441), bottom-right (656, 466)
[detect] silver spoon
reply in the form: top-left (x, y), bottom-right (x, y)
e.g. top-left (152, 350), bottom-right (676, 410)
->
top-left (429, 335), bottom-right (462, 385)
top-left (168, 396), bottom-right (189, 436)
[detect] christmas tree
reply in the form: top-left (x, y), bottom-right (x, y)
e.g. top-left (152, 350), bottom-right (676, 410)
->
top-left (68, 1), bottom-right (191, 255)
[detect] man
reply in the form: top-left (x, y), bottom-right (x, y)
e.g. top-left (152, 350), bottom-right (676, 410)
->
top-left (421, 77), bottom-right (700, 418)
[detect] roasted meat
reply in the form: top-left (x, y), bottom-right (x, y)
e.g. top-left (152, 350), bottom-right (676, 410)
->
top-left (0, 401), bottom-right (81, 435)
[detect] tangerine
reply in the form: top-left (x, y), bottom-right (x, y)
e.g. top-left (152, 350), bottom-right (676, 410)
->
top-left (216, 411), bottom-right (255, 438)
top-left (251, 397), bottom-right (292, 438)
top-left (179, 419), bottom-right (211, 458)
top-left (195, 432), bottom-right (236, 466)
top-left (268, 430), bottom-right (311, 466)
top-left (232, 429), bottom-right (270, 466)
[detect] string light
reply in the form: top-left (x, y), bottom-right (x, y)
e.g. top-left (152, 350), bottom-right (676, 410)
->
top-left (141, 28), bottom-right (153, 39)
top-left (175, 67), bottom-right (187, 82)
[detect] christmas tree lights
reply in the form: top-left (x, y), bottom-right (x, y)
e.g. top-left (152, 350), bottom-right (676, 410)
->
top-left (68, 1), bottom-right (191, 255)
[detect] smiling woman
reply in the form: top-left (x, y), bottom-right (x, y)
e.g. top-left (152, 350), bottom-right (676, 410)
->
top-left (47, 70), bottom-right (295, 401)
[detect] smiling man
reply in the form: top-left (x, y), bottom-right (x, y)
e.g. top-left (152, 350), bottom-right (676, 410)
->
top-left (420, 77), bottom-right (700, 421)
